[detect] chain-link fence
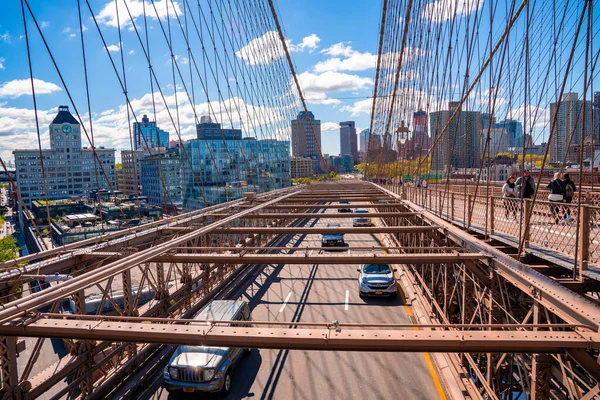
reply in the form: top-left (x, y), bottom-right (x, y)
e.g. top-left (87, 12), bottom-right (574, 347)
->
top-left (389, 184), bottom-right (597, 267)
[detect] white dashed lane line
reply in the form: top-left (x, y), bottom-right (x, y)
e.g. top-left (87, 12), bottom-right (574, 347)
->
top-left (279, 291), bottom-right (292, 313)
top-left (345, 290), bottom-right (349, 311)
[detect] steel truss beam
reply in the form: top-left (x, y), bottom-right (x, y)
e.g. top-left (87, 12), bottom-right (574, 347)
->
top-left (0, 190), bottom-right (302, 325)
top-left (207, 212), bottom-right (421, 218)
top-left (250, 204), bottom-right (405, 209)
top-left (208, 226), bottom-right (438, 234)
top-left (0, 186), bottom-right (303, 283)
top-left (144, 253), bottom-right (487, 264)
top-left (0, 319), bottom-right (597, 353)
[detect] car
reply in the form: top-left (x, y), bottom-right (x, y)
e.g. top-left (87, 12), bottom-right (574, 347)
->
top-left (352, 209), bottom-right (372, 227)
top-left (378, 199), bottom-right (389, 204)
top-left (337, 201), bottom-right (352, 213)
top-left (357, 264), bottom-right (398, 297)
top-left (164, 300), bottom-right (251, 395)
top-left (321, 223), bottom-right (348, 249)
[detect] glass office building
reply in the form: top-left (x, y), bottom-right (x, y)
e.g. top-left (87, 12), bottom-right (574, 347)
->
top-left (133, 115), bottom-right (169, 150)
top-left (182, 136), bottom-right (291, 210)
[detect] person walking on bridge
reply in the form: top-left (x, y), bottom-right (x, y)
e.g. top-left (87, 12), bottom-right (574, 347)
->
top-left (502, 176), bottom-right (517, 220)
top-left (516, 170), bottom-right (536, 199)
top-left (562, 173), bottom-right (576, 222)
top-left (547, 172), bottom-right (566, 225)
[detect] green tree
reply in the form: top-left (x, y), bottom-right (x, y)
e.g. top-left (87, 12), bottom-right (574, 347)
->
top-left (0, 236), bottom-right (18, 262)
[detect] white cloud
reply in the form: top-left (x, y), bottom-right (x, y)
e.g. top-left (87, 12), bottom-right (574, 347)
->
top-left (422, 0), bottom-right (484, 22)
top-left (81, 24), bottom-right (88, 32)
top-left (342, 98), bottom-right (372, 116)
top-left (96, 0), bottom-right (183, 28)
top-left (383, 69), bottom-right (419, 82)
top-left (236, 32), bottom-right (321, 65)
top-left (315, 43), bottom-right (422, 73)
top-left (173, 55), bottom-right (189, 64)
top-left (63, 28), bottom-right (77, 39)
top-left (129, 49), bottom-right (135, 55)
top-left (0, 58), bottom-right (4, 70)
top-left (236, 31), bottom-right (284, 65)
top-left (40, 21), bottom-right (50, 29)
top-left (508, 104), bottom-right (549, 129)
top-left (321, 122), bottom-right (340, 131)
top-left (289, 34), bottom-right (320, 52)
top-left (0, 33), bottom-right (11, 43)
top-left (302, 92), bottom-right (341, 105)
top-left (315, 52), bottom-right (376, 73)
top-left (298, 71), bottom-right (372, 94)
top-left (0, 79), bottom-right (62, 98)
top-left (321, 42), bottom-right (354, 57)
top-left (297, 71), bottom-right (372, 105)
top-left (107, 44), bottom-right (120, 52)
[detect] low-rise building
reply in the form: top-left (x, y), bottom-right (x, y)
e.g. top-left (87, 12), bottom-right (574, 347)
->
top-left (290, 157), bottom-right (313, 178)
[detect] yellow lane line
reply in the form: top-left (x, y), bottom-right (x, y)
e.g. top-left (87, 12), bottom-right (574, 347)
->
top-left (403, 303), bottom-right (447, 400)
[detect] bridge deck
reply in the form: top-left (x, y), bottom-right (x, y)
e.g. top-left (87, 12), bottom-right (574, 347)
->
top-left (142, 207), bottom-right (446, 399)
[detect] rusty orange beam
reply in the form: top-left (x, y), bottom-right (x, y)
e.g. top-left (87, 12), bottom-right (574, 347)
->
top-left (0, 319), bottom-right (597, 353)
top-left (146, 252), bottom-right (487, 264)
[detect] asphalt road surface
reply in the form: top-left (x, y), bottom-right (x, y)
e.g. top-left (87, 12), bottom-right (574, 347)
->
top-left (140, 206), bottom-right (445, 400)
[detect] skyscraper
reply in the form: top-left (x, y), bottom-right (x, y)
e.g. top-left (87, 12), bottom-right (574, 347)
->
top-left (494, 119), bottom-right (523, 149)
top-left (550, 92), bottom-right (600, 163)
top-left (359, 129), bottom-right (370, 153)
top-left (133, 114), bottom-right (169, 150)
top-left (408, 110), bottom-right (430, 159)
top-left (479, 127), bottom-right (509, 156)
top-left (594, 92), bottom-right (600, 145)
top-left (291, 111), bottom-right (321, 173)
top-left (339, 121), bottom-right (358, 161)
top-left (430, 102), bottom-right (493, 171)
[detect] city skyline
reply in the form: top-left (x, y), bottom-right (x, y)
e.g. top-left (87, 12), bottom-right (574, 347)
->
top-left (1, 1), bottom-right (590, 165)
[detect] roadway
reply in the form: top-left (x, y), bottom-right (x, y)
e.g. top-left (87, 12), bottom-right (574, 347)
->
top-left (140, 203), bottom-right (445, 400)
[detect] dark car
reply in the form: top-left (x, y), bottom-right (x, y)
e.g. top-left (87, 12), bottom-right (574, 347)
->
top-left (337, 201), bottom-right (352, 213)
top-left (321, 223), bottom-right (348, 249)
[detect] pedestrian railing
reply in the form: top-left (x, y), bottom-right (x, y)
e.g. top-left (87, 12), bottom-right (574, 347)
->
top-left (384, 184), bottom-right (599, 270)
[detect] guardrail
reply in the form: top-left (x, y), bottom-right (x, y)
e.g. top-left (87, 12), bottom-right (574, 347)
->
top-left (384, 184), bottom-right (600, 269)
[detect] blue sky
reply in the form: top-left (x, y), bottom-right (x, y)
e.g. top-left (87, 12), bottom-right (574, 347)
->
top-left (0, 0), bottom-right (597, 165)
top-left (0, 0), bottom-right (386, 163)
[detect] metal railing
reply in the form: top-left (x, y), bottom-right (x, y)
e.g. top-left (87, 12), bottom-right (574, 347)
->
top-left (386, 184), bottom-right (600, 270)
